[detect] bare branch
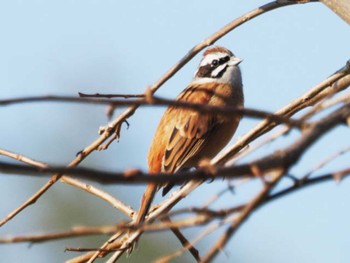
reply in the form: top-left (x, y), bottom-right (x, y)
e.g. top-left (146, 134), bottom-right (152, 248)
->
top-left (0, 149), bottom-right (134, 226)
top-left (1, 166), bottom-right (348, 246)
top-left (201, 169), bottom-right (285, 262)
top-left (265, 167), bottom-right (350, 203)
top-left (103, 102), bottom-right (350, 261)
top-left (0, 148), bottom-right (48, 168)
top-left (161, 216), bottom-right (201, 262)
top-left (78, 92), bottom-right (144, 99)
top-left (301, 145), bottom-right (350, 180)
top-left (65, 247), bottom-right (122, 252)
top-left (0, 225), bottom-right (119, 244)
top-left (61, 176), bottom-right (135, 218)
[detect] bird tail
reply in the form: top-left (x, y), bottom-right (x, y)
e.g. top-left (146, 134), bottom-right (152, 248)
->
top-left (135, 183), bottom-right (158, 225)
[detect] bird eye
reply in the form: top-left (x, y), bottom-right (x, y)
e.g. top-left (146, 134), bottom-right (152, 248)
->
top-left (211, 59), bottom-right (219, 67)
top-left (220, 56), bottom-right (230, 64)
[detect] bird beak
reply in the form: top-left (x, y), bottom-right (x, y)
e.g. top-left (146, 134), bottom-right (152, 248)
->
top-left (228, 57), bottom-right (243, 66)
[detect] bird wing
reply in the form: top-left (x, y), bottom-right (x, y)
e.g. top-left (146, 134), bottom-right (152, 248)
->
top-left (162, 85), bottom-right (219, 173)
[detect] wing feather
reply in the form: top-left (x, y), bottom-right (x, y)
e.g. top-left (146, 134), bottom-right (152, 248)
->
top-left (162, 84), bottom-right (219, 173)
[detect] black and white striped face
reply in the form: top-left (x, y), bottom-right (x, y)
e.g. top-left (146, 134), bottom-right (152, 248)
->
top-left (193, 50), bottom-right (242, 85)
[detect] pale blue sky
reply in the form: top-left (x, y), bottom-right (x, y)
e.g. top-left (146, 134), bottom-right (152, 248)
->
top-left (0, 1), bottom-right (349, 262)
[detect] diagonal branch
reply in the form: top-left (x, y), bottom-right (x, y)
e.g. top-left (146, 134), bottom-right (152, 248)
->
top-left (0, 148), bottom-right (134, 223)
top-left (213, 59), bottom-right (350, 165)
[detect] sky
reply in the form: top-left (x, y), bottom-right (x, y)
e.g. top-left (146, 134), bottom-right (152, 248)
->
top-left (0, 0), bottom-right (349, 262)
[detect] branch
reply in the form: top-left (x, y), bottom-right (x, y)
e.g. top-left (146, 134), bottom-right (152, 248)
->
top-left (0, 148), bottom-right (48, 168)
top-left (265, 167), bottom-right (350, 203)
top-left (111, 102), bottom-right (350, 262)
top-left (1, 166), bottom-right (348, 247)
top-left (1, 103), bottom-right (349, 185)
top-left (0, 149), bottom-right (134, 227)
top-left (0, 225), bottom-right (119, 244)
top-left (213, 59), bottom-right (350, 166)
top-left (60, 176), bottom-right (135, 218)
top-left (66, 102), bottom-right (350, 262)
top-left (78, 92), bottom-right (144, 98)
top-left (0, 95), bottom-right (305, 128)
top-left (201, 169), bottom-right (285, 262)
top-left (161, 216), bottom-right (201, 262)
top-left (301, 145), bottom-right (350, 179)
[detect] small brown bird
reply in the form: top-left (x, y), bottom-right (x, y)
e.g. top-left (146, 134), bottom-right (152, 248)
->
top-left (136, 46), bottom-right (244, 224)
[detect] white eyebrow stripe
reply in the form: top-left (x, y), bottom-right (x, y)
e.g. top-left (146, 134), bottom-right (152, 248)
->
top-left (200, 52), bottom-right (228, 67)
top-left (211, 64), bottom-right (227, 77)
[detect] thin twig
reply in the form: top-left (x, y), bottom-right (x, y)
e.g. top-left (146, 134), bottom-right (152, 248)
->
top-left (156, 213), bottom-right (237, 263)
top-left (0, 225), bottom-right (119, 244)
top-left (0, 148), bottom-right (48, 168)
top-left (301, 90), bottom-right (350, 121)
top-left (264, 167), bottom-right (350, 202)
top-left (201, 169), bottom-right (285, 262)
top-left (78, 92), bottom-right (144, 99)
top-left (65, 247), bottom-right (122, 252)
top-left (0, 149), bottom-right (134, 225)
top-left (61, 176), bottom-right (135, 218)
top-left (162, 216), bottom-right (201, 262)
top-left (301, 145), bottom-right (350, 180)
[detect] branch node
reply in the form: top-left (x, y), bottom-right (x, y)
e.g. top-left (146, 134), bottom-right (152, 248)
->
top-left (124, 168), bottom-right (142, 177)
top-left (250, 165), bottom-right (268, 185)
top-left (98, 133), bottom-right (118, 151)
top-left (75, 150), bottom-right (84, 157)
top-left (199, 158), bottom-right (217, 179)
top-left (98, 125), bottom-right (113, 135)
top-left (333, 172), bottom-right (345, 184)
top-left (144, 87), bottom-right (155, 104)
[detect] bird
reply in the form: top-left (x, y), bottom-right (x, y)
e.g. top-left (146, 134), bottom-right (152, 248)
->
top-left (136, 46), bottom-right (244, 225)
